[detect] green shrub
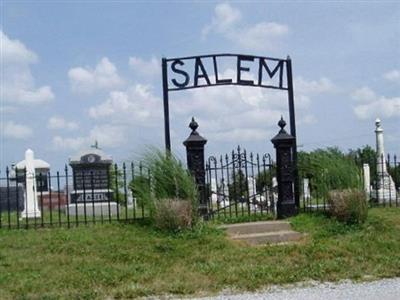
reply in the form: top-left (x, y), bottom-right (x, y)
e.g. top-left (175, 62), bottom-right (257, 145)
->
top-left (154, 198), bottom-right (193, 232)
top-left (327, 189), bottom-right (368, 224)
top-left (131, 148), bottom-right (199, 231)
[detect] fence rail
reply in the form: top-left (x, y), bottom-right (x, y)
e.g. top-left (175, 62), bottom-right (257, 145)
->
top-left (0, 162), bottom-right (149, 229)
top-left (1, 152), bottom-right (399, 229)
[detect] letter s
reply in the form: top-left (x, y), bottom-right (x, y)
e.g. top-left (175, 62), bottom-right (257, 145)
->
top-left (171, 59), bottom-right (190, 88)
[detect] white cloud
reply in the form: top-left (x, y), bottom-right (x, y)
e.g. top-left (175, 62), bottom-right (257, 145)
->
top-left (383, 69), bottom-right (400, 84)
top-left (209, 128), bottom-right (270, 142)
top-left (233, 22), bottom-right (289, 51)
top-left (202, 2), bottom-right (242, 36)
top-left (3, 121), bottom-right (33, 139)
top-left (89, 84), bottom-right (162, 126)
top-left (1, 31), bottom-right (54, 105)
top-left (352, 86), bottom-right (400, 119)
top-left (295, 77), bottom-right (335, 95)
top-left (68, 57), bottom-right (124, 94)
top-left (171, 74), bottom-right (334, 142)
top-left (128, 56), bottom-right (160, 78)
top-left (47, 116), bottom-right (79, 130)
top-left (354, 96), bottom-right (400, 119)
top-left (202, 2), bottom-right (288, 51)
top-left (89, 125), bottom-right (125, 148)
top-left (351, 86), bottom-right (376, 103)
top-left (52, 136), bottom-right (86, 151)
top-left (52, 124), bottom-right (126, 151)
top-left (0, 30), bottom-right (37, 64)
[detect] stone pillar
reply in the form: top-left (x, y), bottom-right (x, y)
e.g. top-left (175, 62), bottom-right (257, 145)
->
top-left (183, 117), bottom-right (208, 217)
top-left (374, 119), bottom-right (396, 203)
top-left (21, 149), bottom-right (41, 218)
top-left (375, 118), bottom-right (387, 175)
top-left (271, 117), bottom-right (298, 218)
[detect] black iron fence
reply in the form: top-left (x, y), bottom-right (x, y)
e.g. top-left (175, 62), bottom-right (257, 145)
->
top-left (205, 147), bottom-right (276, 220)
top-left (1, 151), bottom-right (398, 229)
top-left (0, 163), bottom-right (149, 229)
top-left (299, 154), bottom-right (399, 212)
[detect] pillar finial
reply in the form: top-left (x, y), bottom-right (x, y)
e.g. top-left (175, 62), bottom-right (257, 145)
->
top-left (189, 117), bottom-right (199, 133)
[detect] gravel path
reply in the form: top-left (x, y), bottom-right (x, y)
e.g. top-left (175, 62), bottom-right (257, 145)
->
top-left (193, 278), bottom-right (400, 300)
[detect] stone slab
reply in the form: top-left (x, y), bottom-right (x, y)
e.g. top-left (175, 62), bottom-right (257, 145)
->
top-left (66, 202), bottom-right (118, 217)
top-left (219, 220), bottom-right (291, 235)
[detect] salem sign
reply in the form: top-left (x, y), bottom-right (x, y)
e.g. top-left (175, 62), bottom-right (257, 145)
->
top-left (161, 53), bottom-right (296, 152)
top-left (167, 54), bottom-right (286, 90)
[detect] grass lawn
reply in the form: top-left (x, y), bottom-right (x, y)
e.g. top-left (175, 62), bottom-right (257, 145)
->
top-left (0, 208), bottom-right (399, 299)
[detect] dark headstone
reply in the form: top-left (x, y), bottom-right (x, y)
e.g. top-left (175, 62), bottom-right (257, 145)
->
top-left (0, 184), bottom-right (25, 212)
top-left (69, 149), bottom-right (113, 204)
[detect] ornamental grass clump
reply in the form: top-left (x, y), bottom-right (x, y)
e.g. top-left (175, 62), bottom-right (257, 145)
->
top-left (154, 198), bottom-right (193, 232)
top-left (328, 189), bottom-right (368, 224)
top-left (131, 149), bottom-right (198, 232)
top-left (298, 148), bottom-right (362, 199)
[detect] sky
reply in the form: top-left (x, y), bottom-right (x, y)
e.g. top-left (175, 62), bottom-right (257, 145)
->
top-left (1, 0), bottom-right (399, 172)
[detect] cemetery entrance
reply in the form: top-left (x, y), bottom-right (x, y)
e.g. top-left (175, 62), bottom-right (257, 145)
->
top-left (163, 53), bottom-right (300, 218)
top-left (205, 147), bottom-right (276, 219)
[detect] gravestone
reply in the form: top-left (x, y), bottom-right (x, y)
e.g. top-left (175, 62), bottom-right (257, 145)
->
top-left (363, 163), bottom-right (371, 199)
top-left (247, 176), bottom-right (256, 199)
top-left (20, 149), bottom-right (42, 218)
top-left (211, 178), bottom-right (218, 204)
top-left (14, 152), bottom-right (50, 194)
top-left (374, 119), bottom-right (396, 203)
top-left (0, 182), bottom-right (25, 212)
top-left (303, 178), bottom-right (311, 201)
top-left (67, 142), bottom-right (117, 216)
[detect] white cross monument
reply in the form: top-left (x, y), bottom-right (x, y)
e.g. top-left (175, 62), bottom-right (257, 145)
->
top-left (21, 149), bottom-right (41, 218)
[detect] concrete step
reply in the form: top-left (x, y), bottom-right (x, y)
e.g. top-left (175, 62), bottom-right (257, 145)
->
top-left (230, 230), bottom-right (304, 245)
top-left (219, 220), bottom-right (292, 235)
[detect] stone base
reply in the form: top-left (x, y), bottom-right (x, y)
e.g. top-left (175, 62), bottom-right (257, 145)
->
top-left (20, 210), bottom-right (41, 218)
top-left (372, 173), bottom-right (397, 203)
top-left (66, 202), bottom-right (118, 217)
top-left (371, 188), bottom-right (397, 204)
top-left (277, 202), bottom-right (298, 219)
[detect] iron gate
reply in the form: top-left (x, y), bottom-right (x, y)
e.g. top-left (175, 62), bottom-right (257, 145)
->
top-left (205, 146), bottom-right (276, 219)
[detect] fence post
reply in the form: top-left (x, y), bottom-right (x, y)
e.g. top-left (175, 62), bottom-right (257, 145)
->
top-left (183, 117), bottom-right (208, 218)
top-left (271, 117), bottom-right (298, 218)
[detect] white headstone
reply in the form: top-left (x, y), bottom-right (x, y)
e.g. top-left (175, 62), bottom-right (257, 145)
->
top-left (211, 178), bottom-right (218, 204)
top-left (272, 177), bottom-right (278, 188)
top-left (303, 178), bottom-right (311, 200)
top-left (374, 119), bottom-right (396, 203)
top-left (271, 176), bottom-right (278, 215)
top-left (21, 149), bottom-right (41, 218)
top-left (363, 163), bottom-right (371, 199)
top-left (247, 176), bottom-right (256, 198)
